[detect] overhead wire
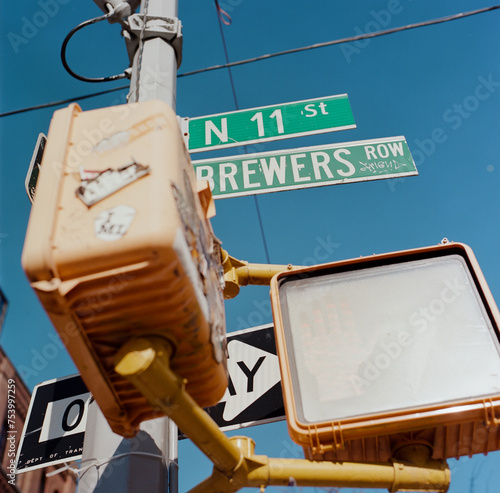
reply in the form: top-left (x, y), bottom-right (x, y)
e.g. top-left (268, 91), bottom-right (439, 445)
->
top-left (1, 4), bottom-right (499, 118)
top-left (215, 0), bottom-right (231, 26)
top-left (180, 4), bottom-right (500, 78)
top-left (0, 86), bottom-right (128, 118)
top-left (214, 0), bottom-right (272, 264)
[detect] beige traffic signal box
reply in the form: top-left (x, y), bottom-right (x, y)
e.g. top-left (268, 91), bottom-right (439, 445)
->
top-left (271, 242), bottom-right (500, 462)
top-left (22, 100), bottom-right (228, 438)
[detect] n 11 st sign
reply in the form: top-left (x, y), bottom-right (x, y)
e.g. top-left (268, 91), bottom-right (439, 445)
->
top-left (193, 136), bottom-right (417, 199)
top-left (187, 94), bottom-right (356, 153)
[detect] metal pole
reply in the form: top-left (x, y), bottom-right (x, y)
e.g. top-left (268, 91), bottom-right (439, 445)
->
top-left (127, 1), bottom-right (181, 489)
top-left (80, 1), bottom-right (180, 492)
top-left (79, 402), bottom-right (172, 493)
top-left (128, 0), bottom-right (179, 105)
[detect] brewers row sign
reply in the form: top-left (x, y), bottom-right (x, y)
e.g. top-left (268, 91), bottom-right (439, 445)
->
top-left (193, 136), bottom-right (417, 199)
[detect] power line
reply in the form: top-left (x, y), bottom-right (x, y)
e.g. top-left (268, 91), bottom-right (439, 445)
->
top-left (1, 5), bottom-right (499, 119)
top-left (214, 0), bottom-right (272, 264)
top-left (179, 4), bottom-right (500, 77)
top-left (0, 85), bottom-right (128, 118)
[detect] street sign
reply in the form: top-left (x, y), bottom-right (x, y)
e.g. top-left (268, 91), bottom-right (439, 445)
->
top-left (25, 133), bottom-right (46, 204)
top-left (16, 374), bottom-right (91, 473)
top-left (193, 136), bottom-right (417, 199)
top-left (180, 324), bottom-right (285, 437)
top-left (187, 94), bottom-right (356, 153)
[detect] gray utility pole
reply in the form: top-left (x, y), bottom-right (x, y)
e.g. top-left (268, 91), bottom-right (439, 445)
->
top-left (127, 0), bottom-right (181, 105)
top-left (79, 1), bottom-right (181, 492)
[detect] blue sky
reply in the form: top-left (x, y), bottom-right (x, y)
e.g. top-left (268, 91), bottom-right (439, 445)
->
top-left (1, 0), bottom-right (500, 491)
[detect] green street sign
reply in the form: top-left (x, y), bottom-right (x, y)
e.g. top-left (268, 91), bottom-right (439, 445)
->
top-left (187, 94), bottom-right (356, 153)
top-left (193, 136), bottom-right (417, 199)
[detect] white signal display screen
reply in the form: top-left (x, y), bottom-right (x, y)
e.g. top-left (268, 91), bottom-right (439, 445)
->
top-left (279, 255), bottom-right (500, 423)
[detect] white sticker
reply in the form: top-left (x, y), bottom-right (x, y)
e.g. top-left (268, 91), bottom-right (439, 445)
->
top-left (94, 205), bottom-right (136, 241)
top-left (77, 162), bottom-right (150, 207)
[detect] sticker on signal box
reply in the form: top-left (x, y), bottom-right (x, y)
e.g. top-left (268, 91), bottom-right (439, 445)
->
top-left (95, 205), bottom-right (136, 241)
top-left (76, 162), bottom-right (150, 207)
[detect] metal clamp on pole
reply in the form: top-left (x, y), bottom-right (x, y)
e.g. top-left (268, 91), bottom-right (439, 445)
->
top-left (124, 13), bottom-right (183, 67)
top-left (92, 1), bottom-right (141, 25)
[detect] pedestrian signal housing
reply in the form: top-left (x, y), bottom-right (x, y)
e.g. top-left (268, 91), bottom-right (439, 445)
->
top-left (22, 100), bottom-right (227, 437)
top-left (270, 242), bottom-right (500, 462)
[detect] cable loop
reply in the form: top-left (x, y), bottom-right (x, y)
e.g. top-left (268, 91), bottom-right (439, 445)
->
top-left (215, 0), bottom-right (232, 25)
top-left (61, 8), bottom-right (130, 83)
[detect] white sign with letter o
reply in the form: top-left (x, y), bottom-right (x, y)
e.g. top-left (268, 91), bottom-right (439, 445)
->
top-left (40, 392), bottom-right (91, 442)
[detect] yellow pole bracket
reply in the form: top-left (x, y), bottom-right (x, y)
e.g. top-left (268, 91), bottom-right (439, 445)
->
top-left (114, 337), bottom-right (450, 493)
top-left (221, 248), bottom-right (299, 299)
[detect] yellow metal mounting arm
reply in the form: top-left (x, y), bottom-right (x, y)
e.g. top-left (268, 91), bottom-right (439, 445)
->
top-left (221, 249), bottom-right (298, 299)
top-left (114, 337), bottom-right (450, 493)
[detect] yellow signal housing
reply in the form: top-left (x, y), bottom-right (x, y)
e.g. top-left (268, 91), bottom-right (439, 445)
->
top-left (271, 242), bottom-right (500, 462)
top-left (22, 100), bottom-right (227, 438)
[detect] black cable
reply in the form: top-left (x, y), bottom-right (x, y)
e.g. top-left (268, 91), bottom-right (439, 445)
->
top-left (0, 86), bottom-right (129, 118)
top-left (179, 4), bottom-right (500, 78)
top-left (3, 4), bottom-right (500, 118)
top-left (61, 9), bottom-right (130, 83)
top-left (215, 1), bottom-right (272, 264)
